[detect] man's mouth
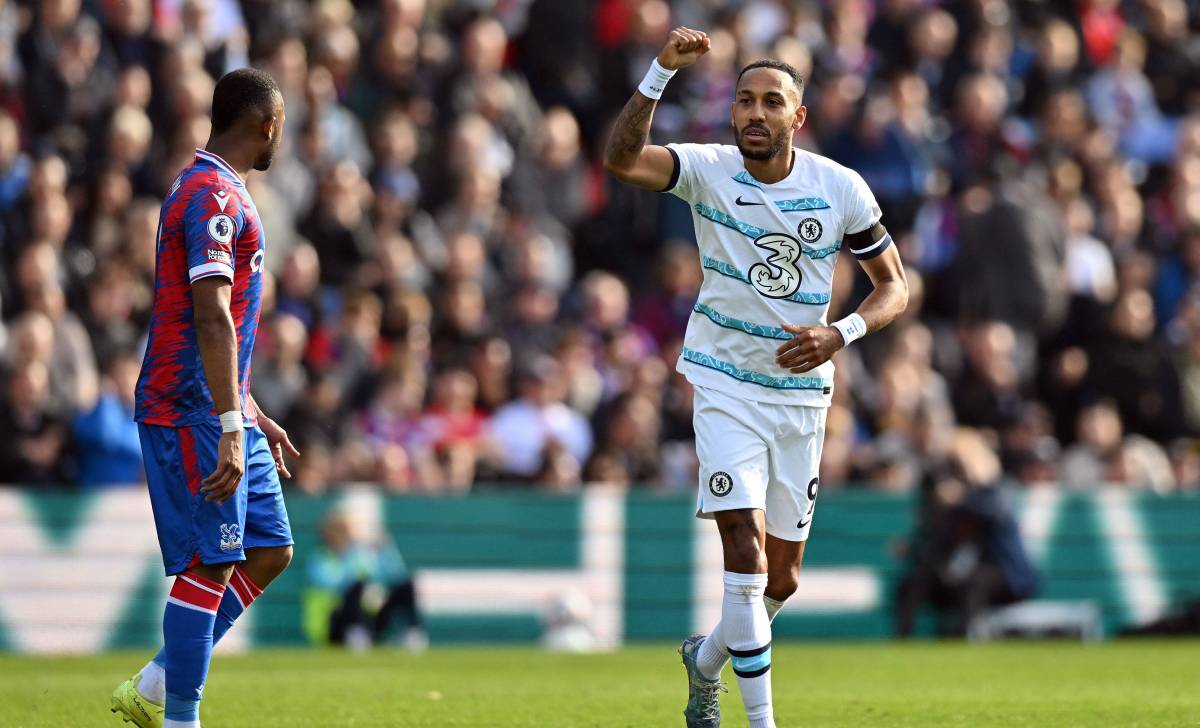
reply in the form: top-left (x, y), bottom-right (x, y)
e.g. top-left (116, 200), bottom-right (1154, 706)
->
top-left (743, 127), bottom-right (770, 141)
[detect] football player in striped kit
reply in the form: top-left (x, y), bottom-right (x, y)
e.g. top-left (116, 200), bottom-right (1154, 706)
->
top-left (111, 68), bottom-right (298, 728)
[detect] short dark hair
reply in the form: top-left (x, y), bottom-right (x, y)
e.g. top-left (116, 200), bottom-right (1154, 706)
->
top-left (737, 60), bottom-right (805, 98)
top-left (211, 68), bottom-right (281, 135)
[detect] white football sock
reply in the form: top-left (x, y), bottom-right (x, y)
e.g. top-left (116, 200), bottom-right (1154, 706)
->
top-left (697, 593), bottom-right (788, 679)
top-left (138, 659), bottom-right (166, 705)
top-left (696, 619), bottom-right (726, 680)
top-left (764, 595), bottom-right (786, 621)
top-left (719, 571), bottom-right (774, 726)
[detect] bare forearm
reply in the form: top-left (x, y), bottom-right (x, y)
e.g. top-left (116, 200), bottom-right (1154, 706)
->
top-left (604, 92), bottom-right (657, 172)
top-left (855, 279), bottom-right (909, 334)
top-left (196, 314), bottom-right (241, 414)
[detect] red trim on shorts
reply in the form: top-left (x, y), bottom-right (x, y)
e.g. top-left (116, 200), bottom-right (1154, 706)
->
top-left (179, 427), bottom-right (201, 496)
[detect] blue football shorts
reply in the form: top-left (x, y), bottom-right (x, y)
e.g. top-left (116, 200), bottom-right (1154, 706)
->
top-left (139, 420), bottom-right (293, 575)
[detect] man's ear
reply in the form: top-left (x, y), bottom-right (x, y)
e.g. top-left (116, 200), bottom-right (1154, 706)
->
top-left (793, 105), bottom-right (807, 131)
top-left (262, 115), bottom-right (277, 140)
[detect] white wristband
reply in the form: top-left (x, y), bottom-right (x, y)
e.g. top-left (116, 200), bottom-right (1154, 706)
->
top-left (831, 313), bottom-right (867, 347)
top-left (219, 410), bottom-right (244, 434)
top-left (638, 58), bottom-right (676, 100)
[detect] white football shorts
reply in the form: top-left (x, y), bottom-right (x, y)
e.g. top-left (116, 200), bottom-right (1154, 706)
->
top-left (693, 384), bottom-right (827, 541)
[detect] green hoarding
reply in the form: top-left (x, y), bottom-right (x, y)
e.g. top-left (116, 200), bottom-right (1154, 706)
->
top-left (0, 487), bottom-right (1196, 653)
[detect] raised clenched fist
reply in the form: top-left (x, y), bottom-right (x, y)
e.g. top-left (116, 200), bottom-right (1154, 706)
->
top-left (658, 27), bottom-right (710, 70)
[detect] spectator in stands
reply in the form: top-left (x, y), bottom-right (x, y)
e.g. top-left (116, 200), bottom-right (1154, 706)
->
top-left (22, 278), bottom-right (98, 416)
top-left (490, 355), bottom-right (592, 480)
top-left (0, 109), bottom-right (30, 247)
top-left (633, 242), bottom-right (702, 349)
top-left (283, 373), bottom-right (351, 477)
top-left (4, 0), bottom-right (1200, 493)
top-left (252, 312), bottom-right (309, 419)
top-left (359, 366), bottom-right (439, 489)
top-left (25, 13), bottom-right (115, 140)
top-left (590, 391), bottom-right (663, 485)
top-left (0, 360), bottom-right (69, 484)
top-left (301, 160), bottom-right (375, 288)
top-left (1058, 399), bottom-right (1175, 488)
top-left (72, 350), bottom-right (143, 487)
top-left (1019, 19), bottom-right (1083, 119)
top-left (83, 263), bottom-right (143, 369)
top-left (1086, 30), bottom-right (1178, 164)
top-left (1087, 289), bottom-right (1186, 441)
top-left (956, 177), bottom-right (1068, 338)
top-left (508, 106), bottom-right (588, 228)
top-left (952, 322), bottom-right (1026, 433)
top-left (421, 367), bottom-right (489, 491)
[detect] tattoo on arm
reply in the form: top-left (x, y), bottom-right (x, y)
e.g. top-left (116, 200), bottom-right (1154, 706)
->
top-left (605, 94), bottom-right (656, 167)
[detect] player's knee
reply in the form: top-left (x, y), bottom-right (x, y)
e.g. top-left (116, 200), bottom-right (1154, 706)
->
top-left (767, 569), bottom-right (799, 601)
top-left (268, 545), bottom-right (293, 576)
top-left (191, 561), bottom-right (235, 586)
top-left (723, 540), bottom-right (767, 573)
top-left (248, 545), bottom-right (293, 583)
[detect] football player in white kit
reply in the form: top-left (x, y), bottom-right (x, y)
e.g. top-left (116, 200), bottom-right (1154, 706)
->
top-left (604, 28), bottom-right (909, 728)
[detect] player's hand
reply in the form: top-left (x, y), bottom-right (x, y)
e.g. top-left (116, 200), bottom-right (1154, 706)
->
top-left (775, 324), bottom-right (844, 373)
top-left (202, 431), bottom-right (245, 504)
top-left (258, 415), bottom-right (300, 479)
top-left (658, 27), bottom-right (710, 70)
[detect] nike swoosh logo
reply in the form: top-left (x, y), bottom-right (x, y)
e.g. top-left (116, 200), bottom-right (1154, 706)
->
top-left (735, 196), bottom-right (764, 206)
top-left (797, 519), bottom-right (810, 529)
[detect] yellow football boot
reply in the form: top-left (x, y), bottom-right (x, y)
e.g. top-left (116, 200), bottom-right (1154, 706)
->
top-left (110, 671), bottom-right (164, 728)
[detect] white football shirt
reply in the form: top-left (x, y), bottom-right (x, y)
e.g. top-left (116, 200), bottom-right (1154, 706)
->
top-left (665, 143), bottom-right (887, 406)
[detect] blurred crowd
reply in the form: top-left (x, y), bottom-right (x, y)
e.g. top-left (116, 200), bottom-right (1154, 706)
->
top-left (4, 0), bottom-right (1200, 493)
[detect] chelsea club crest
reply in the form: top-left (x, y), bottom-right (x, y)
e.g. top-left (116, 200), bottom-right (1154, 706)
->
top-left (797, 217), bottom-right (823, 243)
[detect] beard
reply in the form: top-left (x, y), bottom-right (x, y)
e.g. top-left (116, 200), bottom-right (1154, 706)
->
top-left (736, 124), bottom-right (788, 161)
top-left (253, 138), bottom-right (281, 171)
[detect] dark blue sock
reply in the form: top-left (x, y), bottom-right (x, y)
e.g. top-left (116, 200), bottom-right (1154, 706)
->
top-left (153, 566), bottom-right (261, 670)
top-left (162, 573), bottom-right (225, 723)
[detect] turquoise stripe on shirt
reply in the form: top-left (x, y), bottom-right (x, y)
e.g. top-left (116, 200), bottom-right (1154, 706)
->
top-left (731, 171), bottom-right (765, 189)
top-left (701, 256), bottom-right (831, 305)
top-left (692, 204), bottom-right (844, 259)
top-left (727, 172), bottom-right (830, 211)
top-left (775, 197), bottom-right (830, 212)
top-left (680, 347), bottom-right (832, 391)
top-left (692, 303), bottom-right (792, 340)
top-left (693, 202), bottom-right (769, 239)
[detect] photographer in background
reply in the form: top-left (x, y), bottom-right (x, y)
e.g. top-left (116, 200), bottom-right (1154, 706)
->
top-left (895, 429), bottom-right (1040, 637)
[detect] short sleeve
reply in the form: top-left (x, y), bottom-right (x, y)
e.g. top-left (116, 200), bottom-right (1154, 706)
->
top-left (664, 143), bottom-right (723, 201)
top-left (841, 168), bottom-right (883, 236)
top-left (185, 184), bottom-right (244, 284)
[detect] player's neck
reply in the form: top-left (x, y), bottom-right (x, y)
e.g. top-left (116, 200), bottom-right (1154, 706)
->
top-left (741, 146), bottom-right (794, 186)
top-left (204, 137), bottom-right (255, 180)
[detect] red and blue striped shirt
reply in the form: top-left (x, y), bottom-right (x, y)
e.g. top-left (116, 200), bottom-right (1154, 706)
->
top-left (135, 149), bottom-right (266, 427)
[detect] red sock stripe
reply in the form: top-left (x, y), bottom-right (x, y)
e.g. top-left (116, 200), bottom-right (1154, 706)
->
top-left (236, 567), bottom-right (264, 597)
top-left (170, 572), bottom-right (226, 613)
top-left (228, 567), bottom-right (263, 607)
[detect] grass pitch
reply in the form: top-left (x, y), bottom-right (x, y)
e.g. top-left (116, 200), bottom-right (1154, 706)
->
top-left (1, 641), bottom-right (1197, 727)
